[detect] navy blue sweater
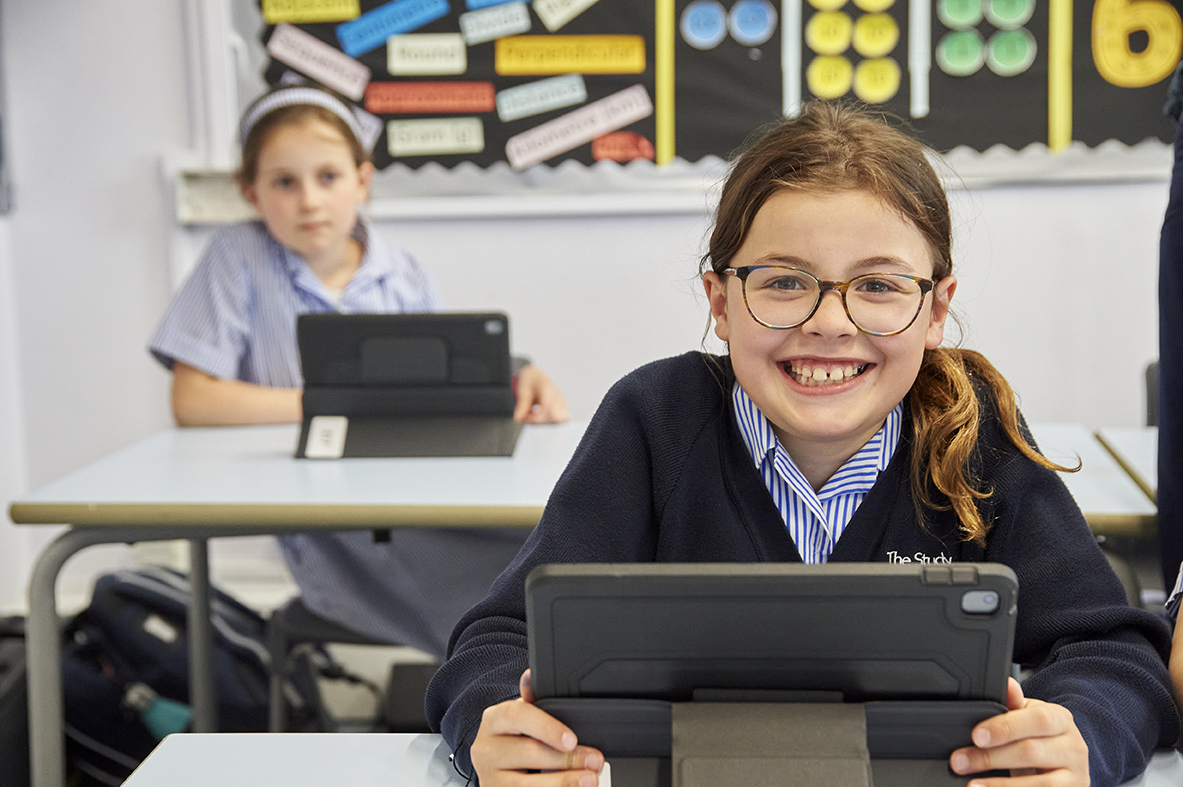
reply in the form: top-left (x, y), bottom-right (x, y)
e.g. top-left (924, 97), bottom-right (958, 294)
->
top-left (426, 352), bottom-right (1179, 785)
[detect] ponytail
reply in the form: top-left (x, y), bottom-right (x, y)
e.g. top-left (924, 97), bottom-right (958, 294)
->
top-left (908, 348), bottom-right (1074, 545)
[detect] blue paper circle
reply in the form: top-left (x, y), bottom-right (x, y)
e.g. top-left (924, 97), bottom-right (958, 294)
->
top-left (730, 0), bottom-right (779, 47)
top-left (681, 1), bottom-right (729, 50)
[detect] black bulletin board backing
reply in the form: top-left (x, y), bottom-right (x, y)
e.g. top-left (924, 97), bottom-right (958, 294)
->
top-left (245, 0), bottom-right (1182, 180)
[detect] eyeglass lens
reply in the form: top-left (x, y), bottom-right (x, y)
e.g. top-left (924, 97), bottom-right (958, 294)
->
top-left (742, 268), bottom-right (925, 334)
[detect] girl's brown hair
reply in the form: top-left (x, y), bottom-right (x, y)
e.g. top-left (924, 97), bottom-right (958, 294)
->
top-left (236, 93), bottom-right (368, 187)
top-left (702, 100), bottom-right (1068, 546)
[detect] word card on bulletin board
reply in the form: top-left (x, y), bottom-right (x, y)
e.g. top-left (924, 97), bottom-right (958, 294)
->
top-left (255, 0), bottom-right (1183, 172)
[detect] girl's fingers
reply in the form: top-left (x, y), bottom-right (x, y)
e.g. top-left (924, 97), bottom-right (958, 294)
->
top-left (481, 698), bottom-right (579, 752)
top-left (951, 736), bottom-right (1078, 775)
top-left (520, 669), bottom-right (535, 704)
top-left (473, 698), bottom-right (605, 777)
top-left (950, 698), bottom-right (1088, 784)
top-left (475, 733), bottom-right (603, 775)
top-left (971, 699), bottom-right (1074, 750)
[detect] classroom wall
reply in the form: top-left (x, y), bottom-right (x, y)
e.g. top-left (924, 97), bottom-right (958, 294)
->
top-left (362, 178), bottom-right (1169, 432)
top-left (0, 217), bottom-right (30, 610)
top-left (0, 0), bottom-right (189, 612)
top-left (0, 0), bottom-right (1171, 612)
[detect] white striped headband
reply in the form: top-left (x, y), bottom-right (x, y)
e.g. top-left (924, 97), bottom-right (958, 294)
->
top-left (238, 87), bottom-right (364, 146)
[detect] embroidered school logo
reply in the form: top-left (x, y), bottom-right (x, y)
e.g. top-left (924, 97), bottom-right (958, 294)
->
top-left (885, 551), bottom-right (952, 564)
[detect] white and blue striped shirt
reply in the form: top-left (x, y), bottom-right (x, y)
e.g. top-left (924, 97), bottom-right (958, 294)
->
top-left (732, 384), bottom-right (903, 563)
top-left (149, 218), bottom-right (440, 387)
top-left (1166, 565), bottom-right (1183, 620)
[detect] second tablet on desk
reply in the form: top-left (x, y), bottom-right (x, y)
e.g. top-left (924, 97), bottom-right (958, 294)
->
top-left (295, 312), bottom-right (521, 458)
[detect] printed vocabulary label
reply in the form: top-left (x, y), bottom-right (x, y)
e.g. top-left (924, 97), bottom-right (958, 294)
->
top-left (460, 2), bottom-right (532, 45)
top-left (351, 105), bottom-right (385, 151)
top-left (388, 117), bottom-right (486, 156)
top-left (591, 130), bottom-right (655, 162)
top-left (267, 24), bottom-right (370, 100)
top-left (367, 81), bottom-right (496, 114)
top-left (262, 0), bottom-right (360, 24)
top-left (496, 73), bottom-right (587, 121)
top-left (533, 0), bottom-right (601, 32)
top-left (304, 415), bottom-right (349, 459)
top-left (505, 83), bottom-right (652, 169)
top-left (388, 33), bottom-right (468, 75)
top-left (495, 35), bottom-right (646, 75)
top-left (336, 0), bottom-right (449, 57)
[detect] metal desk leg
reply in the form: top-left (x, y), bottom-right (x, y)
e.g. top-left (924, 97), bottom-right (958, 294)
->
top-left (26, 527), bottom-right (240, 787)
top-left (26, 528), bottom-right (143, 787)
top-left (188, 538), bottom-right (216, 731)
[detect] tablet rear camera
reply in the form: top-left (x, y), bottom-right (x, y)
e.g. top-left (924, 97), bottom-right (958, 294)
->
top-left (961, 590), bottom-right (1000, 615)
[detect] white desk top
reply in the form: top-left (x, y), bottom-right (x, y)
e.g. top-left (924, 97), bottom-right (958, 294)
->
top-left (1096, 426), bottom-right (1158, 503)
top-left (10, 421), bottom-right (1153, 533)
top-left (1028, 423), bottom-right (1157, 536)
top-left (123, 733), bottom-right (1183, 787)
top-left (9, 422), bottom-right (586, 528)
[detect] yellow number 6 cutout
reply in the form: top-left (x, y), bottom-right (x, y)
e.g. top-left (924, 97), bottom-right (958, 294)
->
top-left (1092, 0), bottom-right (1183, 88)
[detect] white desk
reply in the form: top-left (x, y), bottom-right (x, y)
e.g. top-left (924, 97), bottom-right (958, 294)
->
top-left (8, 422), bottom-right (586, 787)
top-left (1028, 423), bottom-right (1158, 536)
top-left (12, 421), bottom-right (1161, 787)
top-left (123, 733), bottom-right (1183, 787)
top-left (1097, 426), bottom-right (1159, 503)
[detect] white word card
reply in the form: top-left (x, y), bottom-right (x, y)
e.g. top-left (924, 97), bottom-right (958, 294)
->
top-left (505, 83), bottom-right (652, 170)
top-left (460, 2), bottom-right (532, 46)
top-left (388, 33), bottom-right (467, 75)
top-left (388, 117), bottom-right (486, 157)
top-left (533, 0), bottom-right (601, 33)
top-left (267, 24), bottom-right (370, 101)
top-left (352, 105), bottom-right (385, 152)
top-left (496, 73), bottom-right (587, 122)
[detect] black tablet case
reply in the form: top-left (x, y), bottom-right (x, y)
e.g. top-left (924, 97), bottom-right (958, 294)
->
top-left (295, 312), bottom-right (522, 458)
top-left (527, 563), bottom-right (1018, 787)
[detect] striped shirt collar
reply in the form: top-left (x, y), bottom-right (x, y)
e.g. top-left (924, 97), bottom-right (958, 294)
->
top-left (732, 383), bottom-right (903, 561)
top-left (274, 218), bottom-right (395, 306)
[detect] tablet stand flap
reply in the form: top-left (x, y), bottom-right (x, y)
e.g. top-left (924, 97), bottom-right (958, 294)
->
top-left (670, 702), bottom-right (871, 787)
top-left (296, 414), bottom-right (523, 458)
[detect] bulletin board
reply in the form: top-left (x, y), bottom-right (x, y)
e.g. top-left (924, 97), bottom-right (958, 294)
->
top-left (228, 0), bottom-right (1183, 193)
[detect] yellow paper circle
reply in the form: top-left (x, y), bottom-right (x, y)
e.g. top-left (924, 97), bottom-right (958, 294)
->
top-left (853, 0), bottom-right (895, 11)
top-left (806, 11), bottom-right (854, 55)
top-left (807, 55), bottom-right (854, 98)
top-left (809, 0), bottom-right (849, 11)
top-left (853, 57), bottom-right (901, 103)
top-left (853, 13), bottom-right (899, 57)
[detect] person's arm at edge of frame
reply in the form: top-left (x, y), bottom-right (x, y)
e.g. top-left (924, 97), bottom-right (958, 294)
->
top-left (1172, 620), bottom-right (1183, 715)
top-left (170, 361), bottom-right (302, 426)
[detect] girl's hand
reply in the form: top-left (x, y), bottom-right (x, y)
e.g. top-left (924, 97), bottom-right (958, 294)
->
top-left (513, 365), bottom-right (571, 424)
top-left (949, 677), bottom-right (1089, 786)
top-left (470, 669), bottom-right (604, 787)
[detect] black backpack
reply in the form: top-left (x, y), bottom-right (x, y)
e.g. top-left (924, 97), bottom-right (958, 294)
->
top-left (61, 566), bottom-right (322, 786)
top-left (0, 616), bottom-right (29, 787)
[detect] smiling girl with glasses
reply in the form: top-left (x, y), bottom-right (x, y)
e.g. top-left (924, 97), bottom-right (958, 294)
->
top-left (426, 102), bottom-right (1179, 787)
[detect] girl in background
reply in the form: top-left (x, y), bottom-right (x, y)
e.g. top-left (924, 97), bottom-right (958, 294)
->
top-left (149, 85), bottom-right (567, 657)
top-left (425, 102), bottom-right (1179, 787)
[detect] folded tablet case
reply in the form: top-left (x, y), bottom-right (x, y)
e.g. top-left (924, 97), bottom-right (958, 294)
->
top-left (295, 312), bottom-right (522, 458)
top-left (527, 562), bottom-right (1018, 787)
